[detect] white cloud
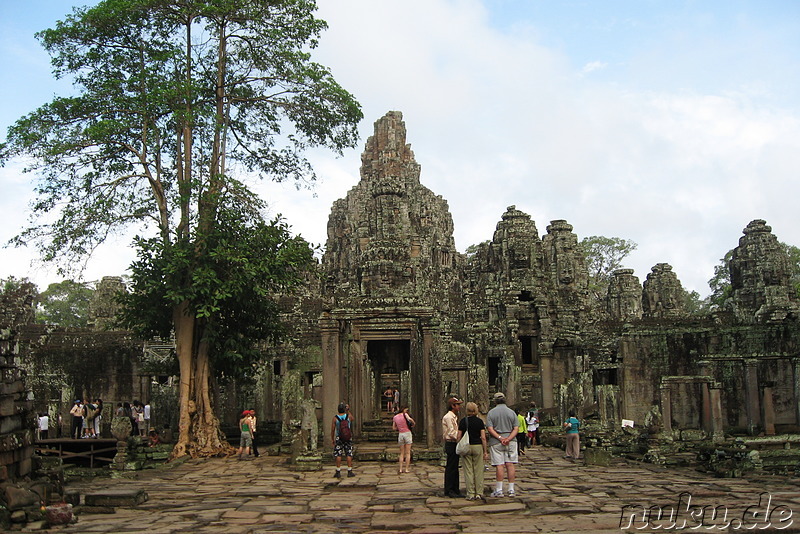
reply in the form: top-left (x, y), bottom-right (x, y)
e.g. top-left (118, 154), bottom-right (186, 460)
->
top-left (581, 61), bottom-right (608, 74)
top-left (3, 0), bottom-right (799, 298)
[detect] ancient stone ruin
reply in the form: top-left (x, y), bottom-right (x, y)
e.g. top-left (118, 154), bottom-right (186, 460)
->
top-left (5, 111), bottom-right (800, 478)
top-left (264, 111), bottom-right (800, 466)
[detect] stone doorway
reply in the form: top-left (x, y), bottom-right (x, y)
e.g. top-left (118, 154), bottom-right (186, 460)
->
top-left (367, 340), bottom-right (410, 418)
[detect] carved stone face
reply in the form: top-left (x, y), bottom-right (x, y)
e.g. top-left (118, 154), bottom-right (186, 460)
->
top-left (555, 236), bottom-right (575, 285)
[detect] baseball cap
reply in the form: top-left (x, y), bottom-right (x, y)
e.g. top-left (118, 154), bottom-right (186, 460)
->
top-left (493, 392), bottom-right (506, 401)
top-left (448, 397), bottom-right (462, 406)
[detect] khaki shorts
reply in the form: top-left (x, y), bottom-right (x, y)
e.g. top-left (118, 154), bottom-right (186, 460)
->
top-left (489, 440), bottom-right (519, 465)
top-left (398, 431), bottom-right (413, 445)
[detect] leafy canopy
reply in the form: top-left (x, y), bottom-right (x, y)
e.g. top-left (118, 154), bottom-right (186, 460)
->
top-left (36, 280), bottom-right (94, 327)
top-left (3, 0), bottom-right (362, 275)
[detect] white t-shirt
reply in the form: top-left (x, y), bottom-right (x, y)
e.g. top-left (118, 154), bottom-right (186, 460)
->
top-left (38, 415), bottom-right (49, 431)
top-left (144, 404), bottom-right (151, 419)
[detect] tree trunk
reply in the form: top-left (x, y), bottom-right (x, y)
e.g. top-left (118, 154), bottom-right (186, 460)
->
top-left (170, 300), bottom-right (233, 459)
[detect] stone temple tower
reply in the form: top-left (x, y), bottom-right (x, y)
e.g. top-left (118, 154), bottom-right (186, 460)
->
top-left (320, 112), bottom-right (463, 447)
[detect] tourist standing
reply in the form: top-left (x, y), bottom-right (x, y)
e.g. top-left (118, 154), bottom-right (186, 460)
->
top-left (331, 402), bottom-right (355, 478)
top-left (393, 387), bottom-right (400, 414)
top-left (564, 410), bottom-right (581, 459)
top-left (486, 392), bottom-right (519, 497)
top-left (516, 407), bottom-right (528, 455)
top-left (384, 387), bottom-right (394, 413)
top-left (132, 400), bottom-right (145, 437)
top-left (143, 401), bottom-right (151, 434)
top-left (93, 399), bottom-right (103, 438)
top-left (457, 401), bottom-right (488, 501)
top-left (525, 403), bottom-right (540, 446)
top-left (38, 412), bottom-right (49, 441)
top-left (69, 400), bottom-right (83, 439)
top-left (250, 409), bottom-right (259, 457)
top-left (81, 399), bottom-right (95, 438)
top-left (236, 410), bottom-right (254, 459)
top-left (441, 396), bottom-right (462, 498)
top-left (392, 405), bottom-right (415, 474)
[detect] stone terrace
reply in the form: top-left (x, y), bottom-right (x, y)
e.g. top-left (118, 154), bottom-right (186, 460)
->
top-left (51, 446), bottom-right (800, 533)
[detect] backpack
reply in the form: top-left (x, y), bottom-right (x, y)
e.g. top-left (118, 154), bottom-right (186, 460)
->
top-left (84, 404), bottom-right (96, 420)
top-left (337, 414), bottom-right (352, 442)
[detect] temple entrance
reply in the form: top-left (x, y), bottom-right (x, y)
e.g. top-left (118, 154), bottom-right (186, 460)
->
top-left (368, 340), bottom-right (410, 417)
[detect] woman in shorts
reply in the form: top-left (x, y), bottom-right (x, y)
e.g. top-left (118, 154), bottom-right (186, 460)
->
top-left (392, 405), bottom-right (415, 474)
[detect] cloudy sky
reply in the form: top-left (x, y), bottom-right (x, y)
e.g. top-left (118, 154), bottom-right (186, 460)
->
top-left (1, 1), bottom-right (799, 296)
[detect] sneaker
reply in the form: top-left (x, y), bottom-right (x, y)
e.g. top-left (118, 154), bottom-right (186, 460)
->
top-left (347, 470), bottom-right (355, 477)
top-left (508, 490), bottom-right (516, 497)
top-left (333, 470), bottom-right (341, 478)
top-left (491, 490), bottom-right (504, 498)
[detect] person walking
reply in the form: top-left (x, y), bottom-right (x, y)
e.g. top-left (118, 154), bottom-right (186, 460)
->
top-left (486, 392), bottom-right (519, 497)
top-left (331, 403), bottom-right (355, 478)
top-left (564, 410), bottom-right (582, 459)
top-left (441, 396), bottom-right (463, 498)
top-left (392, 405), bottom-right (415, 474)
top-left (456, 401), bottom-right (489, 501)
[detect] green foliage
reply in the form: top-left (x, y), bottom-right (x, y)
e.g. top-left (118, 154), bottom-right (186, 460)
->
top-left (579, 235), bottom-right (637, 303)
top-left (118, 192), bottom-right (316, 379)
top-left (3, 0), bottom-right (362, 272)
top-left (36, 280), bottom-right (94, 327)
top-left (2, 1), bottom-right (362, 449)
top-left (707, 249), bottom-right (735, 309)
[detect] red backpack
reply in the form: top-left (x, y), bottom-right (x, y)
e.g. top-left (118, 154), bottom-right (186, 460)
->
top-left (337, 414), bottom-right (352, 441)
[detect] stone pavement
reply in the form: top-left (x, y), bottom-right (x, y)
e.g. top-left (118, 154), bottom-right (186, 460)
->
top-left (52, 446), bottom-right (800, 533)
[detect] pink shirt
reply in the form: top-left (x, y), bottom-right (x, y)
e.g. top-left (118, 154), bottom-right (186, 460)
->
top-left (393, 412), bottom-right (412, 433)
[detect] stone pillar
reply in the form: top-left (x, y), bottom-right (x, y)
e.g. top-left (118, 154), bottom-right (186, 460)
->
top-left (422, 327), bottom-right (436, 448)
top-left (660, 385), bottom-right (672, 434)
top-left (320, 317), bottom-right (340, 450)
top-left (793, 358), bottom-right (800, 426)
top-left (540, 355), bottom-right (554, 409)
top-left (701, 382), bottom-right (712, 434)
top-left (744, 359), bottom-right (761, 434)
top-left (709, 385), bottom-right (724, 443)
top-left (762, 386), bottom-right (776, 436)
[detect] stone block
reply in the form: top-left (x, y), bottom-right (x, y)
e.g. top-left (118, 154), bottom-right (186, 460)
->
top-left (2, 484), bottom-right (39, 510)
top-left (583, 448), bottom-right (612, 466)
top-left (84, 488), bottom-right (148, 507)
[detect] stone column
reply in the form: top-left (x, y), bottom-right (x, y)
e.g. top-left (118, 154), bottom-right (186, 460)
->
top-left (793, 358), bottom-right (800, 426)
top-left (709, 385), bottom-right (724, 443)
top-left (540, 355), bottom-right (554, 409)
top-left (762, 386), bottom-right (776, 436)
top-left (701, 382), bottom-right (712, 434)
top-left (320, 317), bottom-right (340, 450)
top-left (422, 327), bottom-right (436, 448)
top-left (660, 385), bottom-right (672, 434)
top-left (744, 359), bottom-right (761, 435)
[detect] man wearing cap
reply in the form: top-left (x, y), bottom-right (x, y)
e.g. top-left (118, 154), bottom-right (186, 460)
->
top-left (441, 396), bottom-right (463, 497)
top-left (486, 392), bottom-right (519, 497)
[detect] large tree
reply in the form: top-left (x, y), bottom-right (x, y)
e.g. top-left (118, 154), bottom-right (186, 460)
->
top-left (36, 280), bottom-right (94, 327)
top-left (2, 0), bottom-right (361, 457)
top-left (579, 235), bottom-right (637, 306)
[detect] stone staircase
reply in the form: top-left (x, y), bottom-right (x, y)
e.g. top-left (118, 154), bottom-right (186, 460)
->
top-left (360, 414), bottom-right (396, 442)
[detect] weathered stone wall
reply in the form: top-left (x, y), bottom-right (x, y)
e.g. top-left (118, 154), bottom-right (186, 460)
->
top-left (0, 281), bottom-right (36, 481)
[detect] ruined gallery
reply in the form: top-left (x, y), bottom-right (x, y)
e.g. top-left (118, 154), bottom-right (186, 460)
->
top-left (2, 111), bottom-right (799, 479)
